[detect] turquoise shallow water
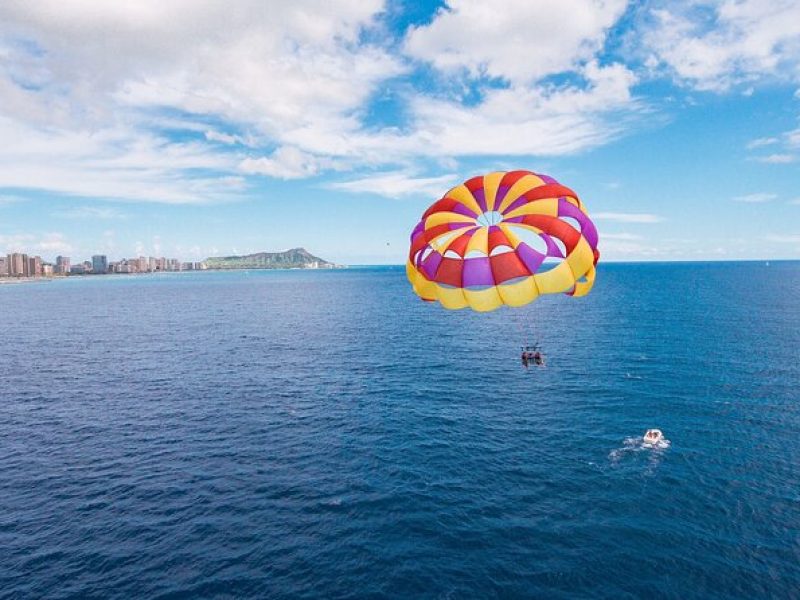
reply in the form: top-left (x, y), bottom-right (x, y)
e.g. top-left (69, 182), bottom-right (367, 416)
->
top-left (1, 263), bottom-right (799, 598)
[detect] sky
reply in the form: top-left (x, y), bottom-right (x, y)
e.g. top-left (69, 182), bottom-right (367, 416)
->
top-left (1, 0), bottom-right (799, 264)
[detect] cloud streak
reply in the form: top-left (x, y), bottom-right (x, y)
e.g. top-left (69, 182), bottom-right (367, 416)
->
top-left (733, 193), bottom-right (777, 203)
top-left (593, 212), bottom-right (664, 223)
top-left (328, 172), bottom-right (459, 199)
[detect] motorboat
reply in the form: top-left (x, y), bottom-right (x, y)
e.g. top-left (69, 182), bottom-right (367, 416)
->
top-left (643, 429), bottom-right (664, 444)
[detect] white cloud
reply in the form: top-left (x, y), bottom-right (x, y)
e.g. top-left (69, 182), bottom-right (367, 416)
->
top-left (603, 232), bottom-right (644, 241)
top-left (746, 136), bottom-right (779, 149)
top-left (0, 115), bottom-right (244, 203)
top-left (0, 0), bottom-right (647, 203)
top-left (58, 206), bottom-right (128, 220)
top-left (12, 0), bottom-right (792, 220)
top-left (787, 128), bottom-right (800, 148)
top-left (766, 234), bottom-right (800, 244)
top-left (398, 1), bottom-right (639, 158)
top-left (402, 61), bottom-right (639, 157)
top-left (593, 212), bottom-right (664, 223)
top-left (329, 171), bottom-right (459, 199)
top-left (733, 192), bottom-right (777, 203)
top-left (745, 125), bottom-right (800, 163)
top-left (643, 1), bottom-right (800, 91)
top-left (0, 1), bottom-right (402, 199)
top-left (753, 153), bottom-right (797, 164)
top-left (240, 147), bottom-right (335, 180)
top-left (404, 0), bottom-right (628, 84)
top-left (0, 232), bottom-right (73, 255)
top-left (205, 130), bottom-right (247, 146)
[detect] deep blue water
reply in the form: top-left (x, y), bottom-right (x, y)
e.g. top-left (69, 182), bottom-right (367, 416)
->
top-left (1, 263), bottom-right (799, 599)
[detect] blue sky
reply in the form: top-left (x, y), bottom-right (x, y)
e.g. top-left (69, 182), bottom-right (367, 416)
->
top-left (1, 0), bottom-right (799, 264)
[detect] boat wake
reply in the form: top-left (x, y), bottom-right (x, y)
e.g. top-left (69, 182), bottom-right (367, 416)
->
top-left (609, 433), bottom-right (671, 474)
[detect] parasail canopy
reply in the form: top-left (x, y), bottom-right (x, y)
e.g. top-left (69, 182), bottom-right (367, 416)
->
top-left (407, 170), bottom-right (600, 312)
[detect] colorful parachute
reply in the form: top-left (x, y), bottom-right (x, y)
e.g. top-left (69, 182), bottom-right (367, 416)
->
top-left (407, 170), bottom-right (599, 312)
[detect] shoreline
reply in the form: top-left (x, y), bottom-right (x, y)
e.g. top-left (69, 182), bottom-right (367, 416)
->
top-left (0, 266), bottom-right (350, 286)
top-left (0, 277), bottom-right (53, 285)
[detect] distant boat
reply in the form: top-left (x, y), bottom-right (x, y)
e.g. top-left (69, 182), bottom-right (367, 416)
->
top-left (643, 429), bottom-right (664, 445)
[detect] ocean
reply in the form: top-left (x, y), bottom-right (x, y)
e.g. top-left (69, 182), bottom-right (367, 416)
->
top-left (1, 263), bottom-right (799, 599)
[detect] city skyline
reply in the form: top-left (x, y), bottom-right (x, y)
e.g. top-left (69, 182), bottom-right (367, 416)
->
top-left (1, 2), bottom-right (800, 264)
top-left (0, 250), bottom-right (204, 278)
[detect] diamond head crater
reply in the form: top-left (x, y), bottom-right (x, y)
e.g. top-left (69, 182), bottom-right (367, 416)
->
top-left (203, 248), bottom-right (339, 270)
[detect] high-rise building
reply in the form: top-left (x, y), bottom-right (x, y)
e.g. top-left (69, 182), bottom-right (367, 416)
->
top-left (0, 257), bottom-right (7, 276)
top-left (8, 253), bottom-right (28, 277)
top-left (56, 256), bottom-right (71, 275)
top-left (92, 255), bottom-right (108, 274)
top-left (28, 256), bottom-right (42, 276)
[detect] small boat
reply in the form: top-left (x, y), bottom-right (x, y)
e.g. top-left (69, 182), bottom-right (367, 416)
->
top-left (643, 429), bottom-right (663, 444)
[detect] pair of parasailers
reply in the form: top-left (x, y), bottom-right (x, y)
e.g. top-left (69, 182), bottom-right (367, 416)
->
top-left (521, 346), bottom-right (544, 368)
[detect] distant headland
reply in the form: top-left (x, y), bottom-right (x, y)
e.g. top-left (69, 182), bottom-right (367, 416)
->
top-left (204, 248), bottom-right (341, 270)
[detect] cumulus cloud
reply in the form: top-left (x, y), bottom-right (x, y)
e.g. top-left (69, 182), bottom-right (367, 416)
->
top-left (404, 0), bottom-right (628, 84)
top-left (0, 0), bottom-right (650, 202)
top-left (0, 1), bottom-right (400, 201)
top-left (404, 61), bottom-right (639, 157)
top-left (399, 1), bottom-right (640, 157)
top-left (4, 0), bottom-right (796, 210)
top-left (642, 1), bottom-right (800, 91)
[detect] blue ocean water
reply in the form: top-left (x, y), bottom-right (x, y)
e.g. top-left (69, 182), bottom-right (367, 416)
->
top-left (1, 263), bottom-right (799, 599)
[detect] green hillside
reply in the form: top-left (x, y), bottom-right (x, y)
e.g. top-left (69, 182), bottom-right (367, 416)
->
top-left (204, 248), bottom-right (336, 270)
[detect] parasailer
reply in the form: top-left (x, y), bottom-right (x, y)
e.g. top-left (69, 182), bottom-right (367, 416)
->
top-left (521, 345), bottom-right (544, 368)
top-left (406, 170), bottom-right (599, 363)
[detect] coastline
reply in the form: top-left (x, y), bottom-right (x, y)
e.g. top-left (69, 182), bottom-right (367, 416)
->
top-left (0, 277), bottom-right (53, 285)
top-left (0, 266), bottom-right (351, 286)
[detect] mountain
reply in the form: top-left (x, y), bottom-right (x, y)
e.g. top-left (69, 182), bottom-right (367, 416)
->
top-left (203, 248), bottom-right (337, 270)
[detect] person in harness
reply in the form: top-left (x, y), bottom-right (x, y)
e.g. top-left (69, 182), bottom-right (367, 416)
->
top-left (521, 345), bottom-right (545, 367)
